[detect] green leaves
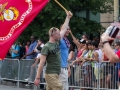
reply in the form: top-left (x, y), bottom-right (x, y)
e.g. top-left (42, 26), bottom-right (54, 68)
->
top-left (18, 0), bottom-right (113, 42)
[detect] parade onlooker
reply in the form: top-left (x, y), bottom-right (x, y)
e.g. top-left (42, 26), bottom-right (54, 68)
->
top-left (9, 42), bottom-right (20, 79)
top-left (10, 42), bottom-right (20, 59)
top-left (114, 42), bottom-right (120, 88)
top-left (101, 33), bottom-right (120, 62)
top-left (25, 41), bottom-right (31, 54)
top-left (22, 36), bottom-right (37, 59)
top-left (101, 33), bottom-right (120, 89)
top-left (70, 39), bottom-right (86, 66)
top-left (91, 41), bottom-right (103, 88)
top-left (19, 42), bottom-right (26, 59)
top-left (25, 38), bottom-right (44, 82)
top-left (82, 34), bottom-right (89, 43)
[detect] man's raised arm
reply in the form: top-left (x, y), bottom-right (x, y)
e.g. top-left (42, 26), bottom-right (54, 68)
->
top-left (60, 11), bottom-right (73, 39)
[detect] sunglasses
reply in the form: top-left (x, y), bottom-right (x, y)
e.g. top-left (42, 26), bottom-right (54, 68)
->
top-left (30, 37), bottom-right (34, 39)
top-left (114, 45), bottom-right (118, 47)
top-left (67, 28), bottom-right (70, 30)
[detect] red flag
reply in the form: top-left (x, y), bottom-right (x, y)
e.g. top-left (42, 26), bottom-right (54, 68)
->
top-left (0, 0), bottom-right (49, 60)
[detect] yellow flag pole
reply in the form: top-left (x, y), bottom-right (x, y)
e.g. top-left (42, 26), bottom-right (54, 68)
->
top-left (54, 0), bottom-right (68, 12)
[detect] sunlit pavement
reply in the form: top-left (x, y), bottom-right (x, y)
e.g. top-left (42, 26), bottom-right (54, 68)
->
top-left (0, 85), bottom-right (31, 90)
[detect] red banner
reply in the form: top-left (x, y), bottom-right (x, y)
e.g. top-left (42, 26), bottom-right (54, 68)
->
top-left (0, 0), bottom-right (49, 60)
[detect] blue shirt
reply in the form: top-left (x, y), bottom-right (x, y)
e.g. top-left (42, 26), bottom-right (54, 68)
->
top-left (12, 45), bottom-right (20, 58)
top-left (59, 39), bottom-right (69, 68)
top-left (26, 41), bottom-right (37, 59)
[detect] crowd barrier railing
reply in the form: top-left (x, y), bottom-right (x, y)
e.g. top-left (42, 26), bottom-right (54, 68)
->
top-left (0, 60), bottom-right (2, 83)
top-left (0, 58), bottom-right (46, 89)
top-left (0, 58), bottom-right (120, 90)
top-left (68, 61), bottom-right (98, 89)
top-left (1, 58), bottom-right (20, 87)
top-left (68, 60), bottom-right (119, 90)
top-left (0, 59), bottom-right (34, 88)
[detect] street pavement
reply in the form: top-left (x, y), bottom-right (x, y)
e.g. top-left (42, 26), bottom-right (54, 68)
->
top-left (0, 85), bottom-right (31, 90)
top-left (0, 85), bottom-right (81, 90)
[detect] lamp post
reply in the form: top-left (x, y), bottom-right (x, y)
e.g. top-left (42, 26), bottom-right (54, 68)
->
top-left (114, 0), bottom-right (119, 22)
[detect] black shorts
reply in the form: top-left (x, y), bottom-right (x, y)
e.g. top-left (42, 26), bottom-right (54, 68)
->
top-left (116, 68), bottom-right (120, 81)
top-left (103, 64), bottom-right (115, 75)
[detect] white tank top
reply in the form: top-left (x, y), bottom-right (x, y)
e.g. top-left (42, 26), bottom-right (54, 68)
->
top-left (94, 49), bottom-right (103, 67)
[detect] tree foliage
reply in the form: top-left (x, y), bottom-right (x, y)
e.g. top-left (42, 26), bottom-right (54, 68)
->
top-left (18, 0), bottom-right (113, 42)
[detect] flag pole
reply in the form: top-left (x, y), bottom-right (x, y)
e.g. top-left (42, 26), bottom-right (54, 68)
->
top-left (54, 0), bottom-right (68, 12)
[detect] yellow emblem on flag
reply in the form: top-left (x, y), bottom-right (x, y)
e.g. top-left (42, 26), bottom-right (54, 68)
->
top-left (0, 2), bottom-right (19, 22)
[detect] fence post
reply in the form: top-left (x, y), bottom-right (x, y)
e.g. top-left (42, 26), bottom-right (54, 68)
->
top-left (33, 85), bottom-right (38, 90)
top-left (97, 63), bottom-right (100, 90)
top-left (0, 60), bottom-right (2, 83)
top-left (17, 59), bottom-right (20, 88)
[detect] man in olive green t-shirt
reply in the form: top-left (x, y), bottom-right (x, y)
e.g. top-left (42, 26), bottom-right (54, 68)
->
top-left (41, 42), bottom-right (61, 74)
top-left (34, 11), bottom-right (72, 90)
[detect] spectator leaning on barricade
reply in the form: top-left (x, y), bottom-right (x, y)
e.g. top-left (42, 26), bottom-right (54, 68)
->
top-left (34, 11), bottom-right (73, 90)
top-left (19, 42), bottom-right (26, 59)
top-left (101, 33), bottom-right (120, 89)
top-left (69, 31), bottom-right (86, 65)
top-left (9, 42), bottom-right (21, 79)
top-left (70, 39), bottom-right (86, 66)
top-left (22, 35), bottom-right (37, 59)
top-left (84, 41), bottom-right (95, 88)
top-left (34, 38), bottom-right (44, 61)
top-left (69, 31), bottom-right (87, 87)
top-left (101, 33), bottom-right (120, 62)
top-left (80, 41), bottom-right (91, 65)
top-left (101, 42), bottom-right (116, 89)
top-left (25, 41), bottom-right (30, 54)
top-left (73, 41), bottom-right (90, 90)
top-left (114, 42), bottom-right (120, 88)
top-left (10, 42), bottom-right (20, 59)
top-left (70, 32), bottom-right (86, 86)
top-left (90, 41), bottom-right (103, 88)
top-left (24, 38), bottom-right (44, 82)
top-left (81, 41), bottom-right (93, 90)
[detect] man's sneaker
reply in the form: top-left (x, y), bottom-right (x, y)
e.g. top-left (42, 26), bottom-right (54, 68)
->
top-left (24, 78), bottom-right (29, 81)
top-left (25, 82), bottom-right (32, 86)
top-left (0, 77), bottom-right (3, 82)
top-left (15, 77), bottom-right (18, 80)
top-left (24, 78), bottom-right (32, 82)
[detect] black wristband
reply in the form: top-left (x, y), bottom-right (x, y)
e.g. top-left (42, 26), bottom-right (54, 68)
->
top-left (102, 41), bottom-right (109, 45)
top-left (35, 78), bottom-right (40, 80)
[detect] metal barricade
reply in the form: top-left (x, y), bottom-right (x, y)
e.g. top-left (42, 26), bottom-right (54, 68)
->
top-left (0, 60), bottom-right (2, 83)
top-left (69, 61), bottom-right (99, 89)
top-left (19, 59), bottom-right (35, 82)
top-left (0, 58), bottom-right (46, 89)
top-left (1, 58), bottom-right (20, 87)
top-left (100, 61), bottom-right (118, 90)
top-left (1, 59), bottom-right (36, 88)
top-left (68, 60), bottom-right (120, 90)
top-left (1, 58), bottom-right (120, 90)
